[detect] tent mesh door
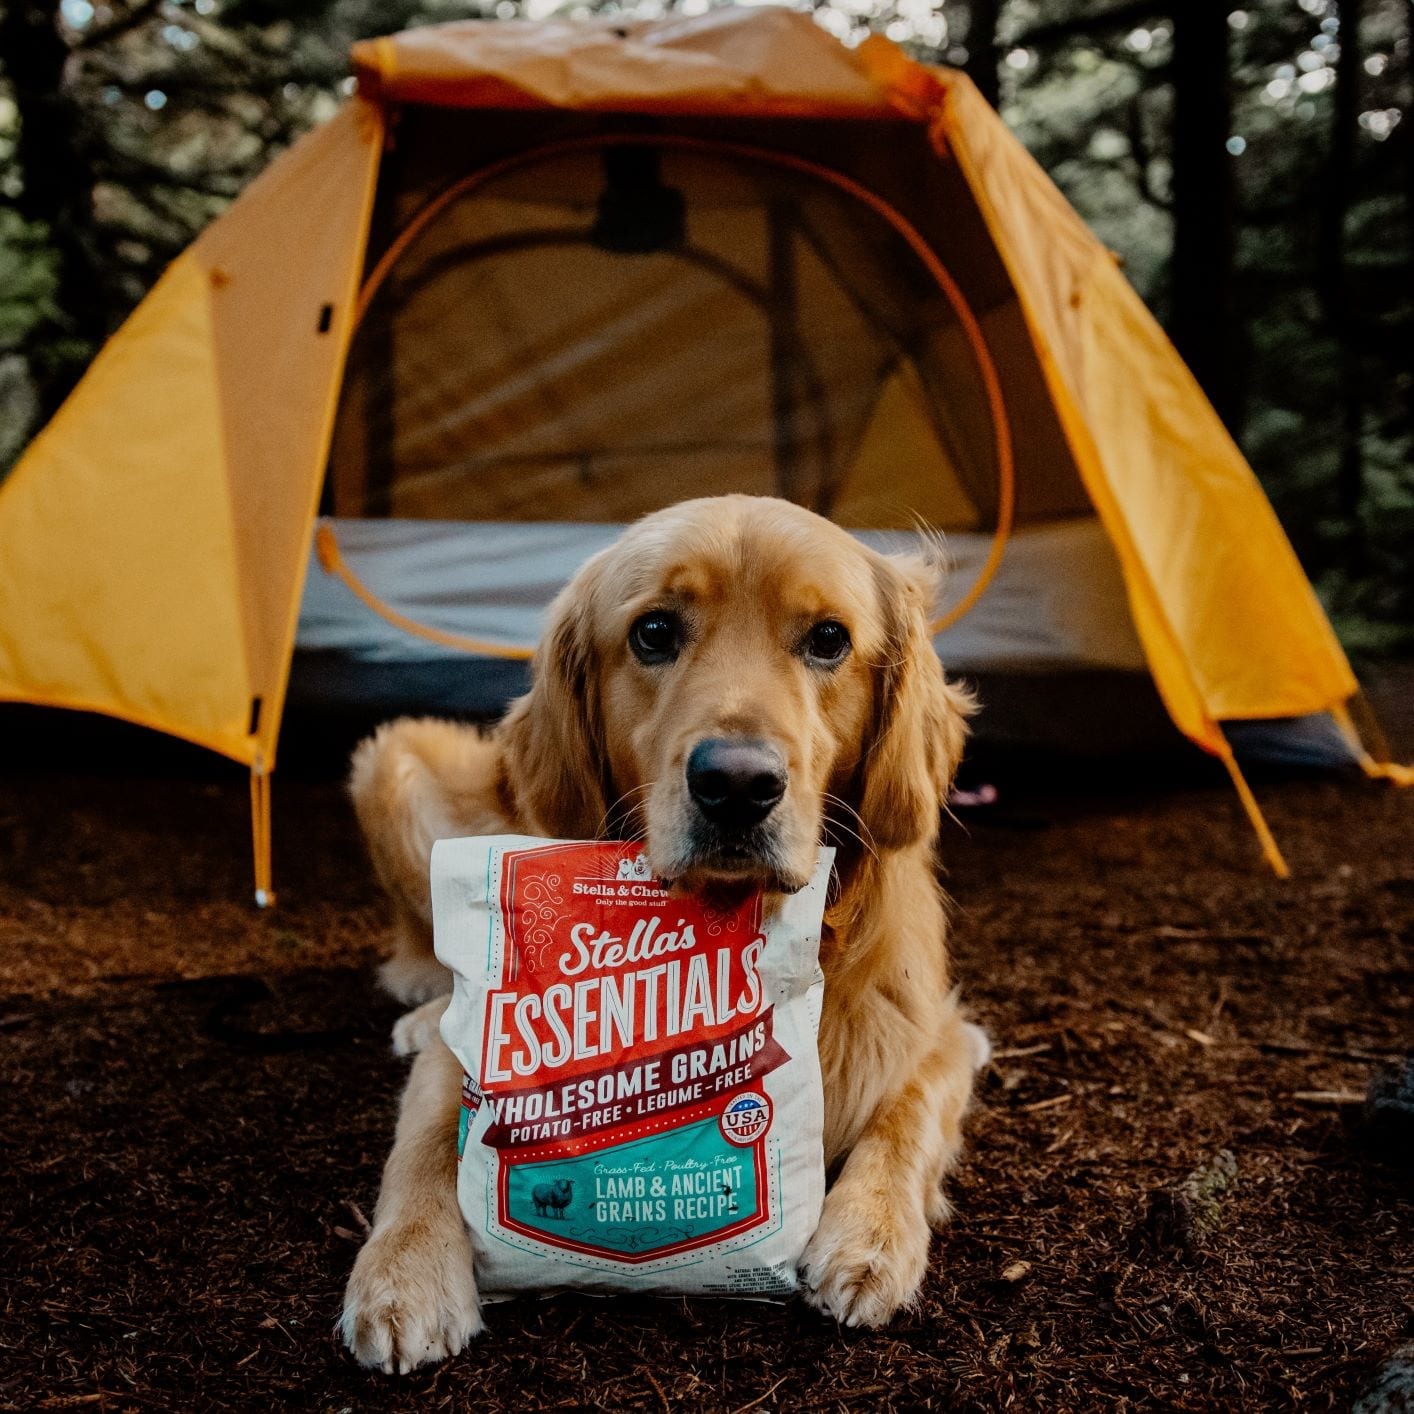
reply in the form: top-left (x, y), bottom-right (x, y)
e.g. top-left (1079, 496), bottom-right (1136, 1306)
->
top-left (329, 139), bottom-right (1015, 533)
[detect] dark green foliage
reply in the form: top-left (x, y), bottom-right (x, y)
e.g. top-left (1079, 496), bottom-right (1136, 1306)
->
top-left (997, 0), bottom-right (1414, 651)
top-left (0, 0), bottom-right (1409, 648)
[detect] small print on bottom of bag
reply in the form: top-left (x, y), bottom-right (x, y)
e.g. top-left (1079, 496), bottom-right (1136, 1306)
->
top-left (432, 835), bottom-right (833, 1301)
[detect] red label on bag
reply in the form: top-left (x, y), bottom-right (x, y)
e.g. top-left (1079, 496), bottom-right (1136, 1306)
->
top-left (480, 841), bottom-right (772, 1092)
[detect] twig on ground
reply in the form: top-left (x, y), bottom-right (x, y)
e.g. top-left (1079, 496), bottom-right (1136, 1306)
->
top-left (794, 1386), bottom-right (890, 1411)
top-left (644, 1369), bottom-right (671, 1413)
top-left (993, 1042), bottom-right (1053, 1060)
top-left (729, 1375), bottom-right (790, 1414)
top-left (1260, 1040), bottom-right (1402, 1064)
top-left (342, 1198), bottom-right (372, 1234)
top-left (1207, 980), bottom-right (1230, 1028)
top-left (1020, 1094), bottom-right (1073, 1113)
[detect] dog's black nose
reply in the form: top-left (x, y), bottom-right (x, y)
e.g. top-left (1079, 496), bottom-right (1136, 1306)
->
top-left (686, 738), bottom-right (787, 829)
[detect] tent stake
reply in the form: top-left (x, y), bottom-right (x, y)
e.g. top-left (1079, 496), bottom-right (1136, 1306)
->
top-left (250, 756), bottom-right (275, 907)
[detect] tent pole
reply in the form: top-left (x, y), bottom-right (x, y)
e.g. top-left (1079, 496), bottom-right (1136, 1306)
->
top-left (249, 755), bottom-right (275, 908)
top-left (315, 524), bottom-right (535, 658)
top-left (1214, 732), bottom-right (1290, 878)
top-left (767, 196), bottom-right (806, 505)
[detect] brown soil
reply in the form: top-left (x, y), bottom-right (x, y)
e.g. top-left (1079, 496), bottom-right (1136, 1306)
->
top-left (1, 675), bottom-right (1411, 1412)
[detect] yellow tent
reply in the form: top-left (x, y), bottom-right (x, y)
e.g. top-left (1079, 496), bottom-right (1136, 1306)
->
top-left (0, 9), bottom-right (1403, 901)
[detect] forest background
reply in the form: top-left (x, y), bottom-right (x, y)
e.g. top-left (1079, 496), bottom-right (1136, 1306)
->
top-left (1, 0), bottom-right (1410, 651)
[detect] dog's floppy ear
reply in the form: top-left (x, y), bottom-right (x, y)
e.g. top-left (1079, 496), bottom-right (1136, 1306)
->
top-left (857, 554), bottom-right (973, 853)
top-left (499, 563), bottom-right (612, 838)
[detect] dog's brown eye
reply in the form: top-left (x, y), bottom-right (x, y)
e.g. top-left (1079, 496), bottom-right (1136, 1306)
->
top-left (804, 620), bottom-right (851, 665)
top-left (629, 611), bottom-right (681, 664)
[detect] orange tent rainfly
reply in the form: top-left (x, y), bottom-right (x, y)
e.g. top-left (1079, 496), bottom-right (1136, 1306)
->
top-left (0, 9), bottom-right (1405, 902)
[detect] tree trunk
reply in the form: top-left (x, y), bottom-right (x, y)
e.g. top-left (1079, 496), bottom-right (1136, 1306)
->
top-left (1405, 1), bottom-right (1414, 431)
top-left (964, 0), bottom-right (1003, 111)
top-left (0, 0), bottom-right (107, 421)
top-left (1320, 0), bottom-right (1364, 548)
top-left (1168, 0), bottom-right (1242, 433)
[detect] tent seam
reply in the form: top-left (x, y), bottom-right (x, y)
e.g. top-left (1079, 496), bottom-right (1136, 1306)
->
top-left (202, 254), bottom-right (259, 735)
top-left (932, 101), bottom-right (1224, 754)
top-left (255, 97), bottom-right (386, 775)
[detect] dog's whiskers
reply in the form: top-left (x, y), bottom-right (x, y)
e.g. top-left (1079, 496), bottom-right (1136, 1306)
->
top-left (821, 791), bottom-right (880, 865)
top-left (595, 782), bottom-right (654, 842)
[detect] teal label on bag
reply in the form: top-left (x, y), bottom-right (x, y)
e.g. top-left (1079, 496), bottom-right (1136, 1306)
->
top-left (500, 1119), bottom-right (761, 1260)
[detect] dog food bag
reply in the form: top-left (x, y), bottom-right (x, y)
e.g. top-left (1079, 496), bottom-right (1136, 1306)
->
top-left (432, 835), bottom-right (833, 1300)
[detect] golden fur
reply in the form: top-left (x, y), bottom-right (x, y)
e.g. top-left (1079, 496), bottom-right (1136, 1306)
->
top-left (341, 496), bottom-right (988, 1373)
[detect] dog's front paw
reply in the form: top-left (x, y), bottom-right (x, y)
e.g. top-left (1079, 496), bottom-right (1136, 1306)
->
top-left (963, 1020), bottom-right (992, 1072)
top-left (378, 952), bottom-right (452, 1008)
top-left (340, 1220), bottom-right (482, 1374)
top-left (391, 995), bottom-right (450, 1058)
top-left (800, 1188), bottom-right (930, 1329)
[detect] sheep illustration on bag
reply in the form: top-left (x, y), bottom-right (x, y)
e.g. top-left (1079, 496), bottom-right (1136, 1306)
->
top-left (531, 1179), bottom-right (574, 1219)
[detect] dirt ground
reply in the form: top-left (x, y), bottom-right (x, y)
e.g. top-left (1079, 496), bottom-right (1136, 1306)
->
top-left (1, 671), bottom-right (1411, 1412)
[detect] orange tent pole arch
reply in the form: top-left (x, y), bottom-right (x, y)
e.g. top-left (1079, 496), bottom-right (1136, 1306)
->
top-left (320, 130), bottom-right (1015, 647)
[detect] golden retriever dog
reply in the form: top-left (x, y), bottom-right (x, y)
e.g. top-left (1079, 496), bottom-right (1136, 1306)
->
top-left (340, 495), bottom-right (989, 1373)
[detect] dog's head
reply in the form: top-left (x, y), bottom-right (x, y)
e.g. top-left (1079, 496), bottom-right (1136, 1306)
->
top-left (502, 496), bottom-right (971, 893)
